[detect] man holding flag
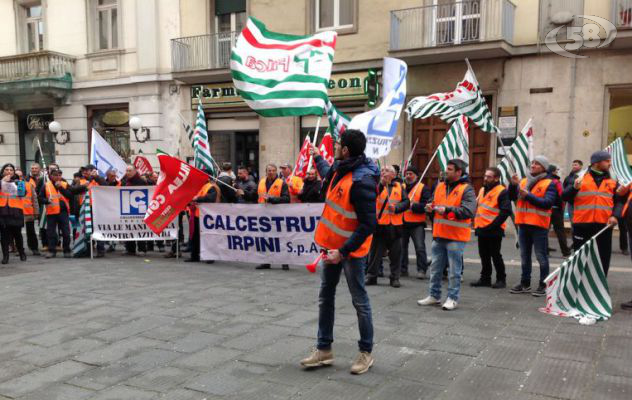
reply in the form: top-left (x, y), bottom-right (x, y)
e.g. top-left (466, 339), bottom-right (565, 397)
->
top-left (562, 150), bottom-right (624, 276)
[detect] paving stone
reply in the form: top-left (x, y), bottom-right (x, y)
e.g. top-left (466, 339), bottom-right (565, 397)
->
top-left (155, 388), bottom-right (221, 400)
top-left (184, 361), bottom-right (271, 395)
top-left (239, 336), bottom-right (314, 366)
top-left (126, 366), bottom-right (199, 392)
top-left (0, 341), bottom-right (42, 362)
top-left (19, 383), bottom-right (95, 400)
top-left (291, 379), bottom-right (371, 400)
top-left (442, 364), bottom-right (527, 400)
top-left (0, 359), bottom-right (36, 383)
top-left (91, 316), bottom-right (177, 342)
top-left (499, 324), bottom-right (553, 342)
top-left (271, 310), bottom-right (317, 328)
top-left (543, 335), bottom-right (602, 363)
top-left (449, 321), bottom-right (505, 339)
top-left (141, 319), bottom-right (215, 341)
top-left (85, 385), bottom-right (157, 400)
top-left (367, 377), bottom-right (445, 400)
top-left (19, 338), bottom-right (105, 367)
top-left (598, 355), bottom-right (632, 378)
top-left (0, 360), bottom-right (93, 398)
top-left (602, 335), bottom-right (632, 360)
top-left (426, 334), bottom-right (489, 357)
top-left (74, 337), bottom-right (169, 366)
top-left (476, 337), bottom-right (543, 372)
top-left (172, 346), bottom-right (242, 371)
top-left (222, 326), bottom-right (289, 351)
top-left (24, 321), bottom-right (111, 347)
top-left (395, 351), bottom-right (474, 386)
top-left (167, 332), bottom-right (226, 353)
top-left (584, 374), bottom-right (632, 400)
top-left (523, 357), bottom-right (592, 399)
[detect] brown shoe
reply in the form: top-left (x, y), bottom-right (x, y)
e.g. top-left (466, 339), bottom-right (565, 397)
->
top-left (300, 348), bottom-right (334, 368)
top-left (350, 351), bottom-right (374, 375)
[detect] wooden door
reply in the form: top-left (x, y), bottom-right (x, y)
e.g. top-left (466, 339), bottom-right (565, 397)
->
top-left (411, 116), bottom-right (490, 193)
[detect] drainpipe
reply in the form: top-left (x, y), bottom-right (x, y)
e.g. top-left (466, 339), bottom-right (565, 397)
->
top-left (566, 57), bottom-right (577, 168)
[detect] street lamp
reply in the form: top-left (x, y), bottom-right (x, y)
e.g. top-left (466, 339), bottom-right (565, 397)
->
top-left (129, 116), bottom-right (151, 143)
top-left (48, 120), bottom-right (70, 145)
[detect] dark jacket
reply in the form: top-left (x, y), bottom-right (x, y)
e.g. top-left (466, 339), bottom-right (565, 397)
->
top-left (403, 179), bottom-right (431, 228)
top-left (562, 169), bottom-right (623, 222)
top-left (563, 171), bottom-right (578, 190)
top-left (38, 179), bottom-right (80, 215)
top-left (235, 176), bottom-right (258, 204)
top-left (298, 178), bottom-right (323, 203)
top-left (315, 154), bottom-right (379, 258)
top-left (121, 173), bottom-right (147, 187)
top-left (217, 175), bottom-right (237, 203)
top-left (265, 178), bottom-right (290, 204)
top-left (475, 182), bottom-right (511, 237)
top-left (195, 185), bottom-right (219, 204)
top-left (509, 174), bottom-right (559, 211)
top-left (0, 179), bottom-right (25, 227)
top-left (429, 174), bottom-right (477, 220)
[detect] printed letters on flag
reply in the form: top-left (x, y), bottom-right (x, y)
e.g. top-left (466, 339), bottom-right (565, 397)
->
top-left (144, 151), bottom-right (210, 235)
top-left (406, 63), bottom-right (499, 133)
top-left (133, 156), bottom-right (153, 176)
top-left (230, 17), bottom-right (337, 117)
top-left (348, 57), bottom-right (407, 158)
top-left (318, 131), bottom-right (335, 165)
top-left (90, 129), bottom-right (127, 180)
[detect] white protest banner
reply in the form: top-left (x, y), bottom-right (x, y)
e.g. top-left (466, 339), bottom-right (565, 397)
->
top-left (200, 203), bottom-right (324, 265)
top-left (348, 57), bottom-right (407, 158)
top-left (90, 129), bottom-right (128, 180)
top-left (91, 186), bottom-right (177, 241)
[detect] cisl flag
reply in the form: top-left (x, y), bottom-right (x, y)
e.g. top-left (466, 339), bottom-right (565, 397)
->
top-left (292, 136), bottom-right (311, 178)
top-left (134, 155), bottom-right (153, 176)
top-left (318, 131), bottom-right (334, 165)
top-left (144, 151), bottom-right (209, 234)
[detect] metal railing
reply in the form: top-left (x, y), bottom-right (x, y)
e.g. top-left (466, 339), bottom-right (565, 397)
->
top-left (171, 31), bottom-right (238, 72)
top-left (0, 51), bottom-right (75, 82)
top-left (390, 0), bottom-right (515, 51)
top-left (613, 0), bottom-right (632, 28)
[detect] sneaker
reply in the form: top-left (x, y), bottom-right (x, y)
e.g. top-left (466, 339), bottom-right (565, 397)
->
top-left (417, 296), bottom-right (440, 306)
top-left (531, 283), bottom-right (546, 297)
top-left (442, 298), bottom-right (458, 311)
top-left (621, 300), bottom-right (632, 310)
top-left (390, 279), bottom-right (401, 288)
top-left (255, 264), bottom-right (271, 270)
top-left (470, 279), bottom-right (492, 288)
top-left (300, 348), bottom-right (334, 368)
top-left (350, 351), bottom-right (374, 375)
top-left (510, 283), bottom-right (531, 294)
top-left (491, 280), bottom-right (506, 289)
top-left (416, 271), bottom-right (427, 280)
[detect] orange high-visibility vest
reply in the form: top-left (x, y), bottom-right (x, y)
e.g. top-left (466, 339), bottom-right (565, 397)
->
top-left (77, 178), bottom-right (89, 206)
top-left (0, 184), bottom-right (24, 211)
top-left (403, 181), bottom-right (426, 224)
top-left (314, 172), bottom-right (372, 258)
top-left (515, 178), bottom-right (553, 229)
top-left (432, 182), bottom-right (472, 242)
top-left (622, 188), bottom-right (632, 217)
top-left (194, 182), bottom-right (220, 217)
top-left (258, 178), bottom-right (283, 203)
top-left (572, 173), bottom-right (616, 224)
top-left (376, 182), bottom-right (404, 226)
top-left (45, 181), bottom-right (70, 215)
top-left (474, 184), bottom-right (507, 230)
top-left (22, 181), bottom-right (35, 216)
top-left (286, 175), bottom-right (304, 203)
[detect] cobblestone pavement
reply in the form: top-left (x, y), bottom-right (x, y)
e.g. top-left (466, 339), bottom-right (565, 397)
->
top-left (0, 236), bottom-right (631, 400)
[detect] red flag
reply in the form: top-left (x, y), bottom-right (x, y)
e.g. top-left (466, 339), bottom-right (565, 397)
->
top-left (318, 132), bottom-right (335, 165)
top-left (144, 152), bottom-right (209, 235)
top-left (292, 136), bottom-right (311, 178)
top-left (134, 156), bottom-right (153, 176)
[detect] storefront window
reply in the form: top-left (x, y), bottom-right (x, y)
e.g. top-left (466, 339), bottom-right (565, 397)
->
top-left (89, 107), bottom-right (131, 162)
top-left (19, 111), bottom-right (56, 172)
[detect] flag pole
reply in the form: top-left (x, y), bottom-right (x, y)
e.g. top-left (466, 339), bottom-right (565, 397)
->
top-left (306, 116), bottom-right (322, 172)
top-left (419, 144), bottom-right (441, 183)
top-left (208, 173), bottom-right (238, 192)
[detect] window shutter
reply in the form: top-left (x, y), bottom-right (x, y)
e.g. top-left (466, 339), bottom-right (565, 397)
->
top-left (215, 0), bottom-right (246, 16)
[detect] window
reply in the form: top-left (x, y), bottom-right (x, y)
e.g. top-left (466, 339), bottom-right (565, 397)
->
top-left (91, 0), bottom-right (118, 51)
top-left (89, 106), bottom-right (131, 162)
top-left (214, 0), bottom-right (246, 68)
top-left (433, 0), bottom-right (481, 46)
top-left (25, 4), bottom-right (44, 52)
top-left (315, 0), bottom-right (355, 32)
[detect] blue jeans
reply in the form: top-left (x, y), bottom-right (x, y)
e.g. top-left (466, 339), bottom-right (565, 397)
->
top-left (518, 225), bottom-right (549, 285)
top-left (317, 256), bottom-right (373, 353)
top-left (428, 238), bottom-right (466, 301)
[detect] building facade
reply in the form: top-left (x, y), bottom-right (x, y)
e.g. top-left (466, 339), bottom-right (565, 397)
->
top-left (0, 0), bottom-right (631, 184)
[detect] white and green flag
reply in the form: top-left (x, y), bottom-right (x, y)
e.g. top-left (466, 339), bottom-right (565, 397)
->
top-left (325, 99), bottom-right (350, 141)
top-left (437, 116), bottom-right (469, 172)
top-left (406, 63), bottom-right (499, 134)
top-left (605, 137), bottom-right (632, 185)
top-left (192, 96), bottom-right (217, 176)
top-left (230, 17), bottom-right (336, 117)
top-left (540, 234), bottom-right (612, 324)
top-left (72, 190), bottom-right (92, 257)
top-left (497, 118), bottom-right (534, 185)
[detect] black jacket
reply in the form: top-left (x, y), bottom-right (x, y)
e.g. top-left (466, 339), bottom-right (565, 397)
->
top-left (121, 173), bottom-right (147, 187)
top-left (403, 180), bottom-right (431, 228)
top-left (264, 178), bottom-right (290, 204)
top-left (298, 178), bottom-right (323, 203)
top-left (217, 175), bottom-right (237, 203)
top-left (235, 176), bottom-right (258, 204)
top-left (315, 154), bottom-right (379, 258)
top-left (475, 183), bottom-right (511, 237)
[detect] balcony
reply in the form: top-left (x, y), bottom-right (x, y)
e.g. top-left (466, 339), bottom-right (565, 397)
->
top-left (171, 32), bottom-right (238, 84)
top-left (0, 50), bottom-right (75, 111)
top-left (390, 0), bottom-right (515, 64)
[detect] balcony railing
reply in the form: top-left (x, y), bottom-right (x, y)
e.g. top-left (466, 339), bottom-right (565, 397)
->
top-left (171, 31), bottom-right (238, 73)
top-left (390, 0), bottom-right (515, 51)
top-left (0, 51), bottom-right (75, 82)
top-left (614, 0), bottom-right (632, 28)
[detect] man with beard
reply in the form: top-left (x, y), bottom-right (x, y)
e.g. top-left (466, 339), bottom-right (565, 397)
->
top-left (234, 165), bottom-right (257, 204)
top-left (300, 129), bottom-right (378, 375)
top-left (298, 168), bottom-right (322, 203)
